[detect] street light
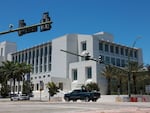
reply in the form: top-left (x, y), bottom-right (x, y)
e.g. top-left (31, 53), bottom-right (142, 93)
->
top-left (128, 37), bottom-right (141, 98)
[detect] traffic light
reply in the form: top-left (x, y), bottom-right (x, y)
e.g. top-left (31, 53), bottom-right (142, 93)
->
top-left (40, 12), bottom-right (51, 32)
top-left (18, 20), bottom-right (38, 36)
top-left (98, 55), bottom-right (103, 63)
top-left (18, 20), bottom-right (26, 36)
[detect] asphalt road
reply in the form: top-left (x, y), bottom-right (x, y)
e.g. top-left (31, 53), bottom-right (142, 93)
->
top-left (0, 100), bottom-right (150, 113)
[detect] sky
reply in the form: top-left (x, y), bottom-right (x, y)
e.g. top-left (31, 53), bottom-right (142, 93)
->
top-left (0, 0), bottom-right (150, 64)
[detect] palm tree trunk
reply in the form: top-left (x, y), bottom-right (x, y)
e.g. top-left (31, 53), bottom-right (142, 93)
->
top-left (133, 75), bottom-right (137, 94)
top-left (119, 79), bottom-right (123, 94)
top-left (18, 80), bottom-right (20, 94)
top-left (13, 78), bottom-right (16, 95)
top-left (107, 78), bottom-right (111, 95)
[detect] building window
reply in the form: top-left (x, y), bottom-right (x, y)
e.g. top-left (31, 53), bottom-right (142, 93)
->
top-left (1, 48), bottom-right (3, 56)
top-left (48, 64), bottom-right (51, 71)
top-left (72, 69), bottom-right (77, 81)
top-left (120, 48), bottom-right (124, 55)
top-left (45, 46), bottom-right (47, 56)
top-left (36, 49), bottom-right (39, 57)
top-left (99, 42), bottom-right (103, 51)
top-left (36, 83), bottom-right (39, 90)
top-left (134, 50), bottom-right (138, 58)
top-left (44, 65), bottom-right (47, 72)
top-left (18, 55), bottom-right (21, 62)
top-left (121, 59), bottom-right (125, 67)
top-left (111, 57), bottom-right (115, 65)
top-left (125, 48), bottom-right (128, 56)
top-left (40, 65), bottom-right (42, 72)
top-left (36, 66), bottom-right (38, 73)
top-left (130, 50), bottom-right (133, 57)
top-left (105, 44), bottom-right (109, 52)
top-left (86, 67), bottom-right (92, 79)
top-left (22, 53), bottom-right (24, 62)
top-left (32, 50), bottom-right (35, 58)
top-left (115, 46), bottom-right (119, 54)
top-left (105, 56), bottom-right (110, 64)
top-left (40, 48), bottom-right (43, 57)
top-left (116, 58), bottom-right (120, 66)
top-left (81, 41), bottom-right (86, 51)
top-left (110, 45), bottom-right (114, 53)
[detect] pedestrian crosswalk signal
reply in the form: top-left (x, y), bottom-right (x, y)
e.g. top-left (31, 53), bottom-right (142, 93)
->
top-left (98, 55), bottom-right (103, 63)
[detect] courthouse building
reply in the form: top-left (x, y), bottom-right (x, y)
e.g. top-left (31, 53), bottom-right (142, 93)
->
top-left (0, 32), bottom-right (143, 97)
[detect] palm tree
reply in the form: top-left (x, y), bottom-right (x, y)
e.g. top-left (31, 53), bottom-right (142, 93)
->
top-left (102, 65), bottom-right (115, 95)
top-left (1, 61), bottom-right (17, 95)
top-left (0, 61), bottom-right (32, 95)
top-left (129, 61), bottom-right (143, 94)
top-left (15, 62), bottom-right (32, 94)
top-left (113, 68), bottom-right (127, 94)
top-left (0, 67), bottom-right (10, 97)
top-left (46, 82), bottom-right (59, 101)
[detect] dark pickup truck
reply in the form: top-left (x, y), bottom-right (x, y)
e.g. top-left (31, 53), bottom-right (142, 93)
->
top-left (64, 89), bottom-right (100, 102)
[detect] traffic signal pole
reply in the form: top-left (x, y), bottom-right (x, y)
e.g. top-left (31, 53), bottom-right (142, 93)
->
top-left (0, 21), bottom-right (52, 36)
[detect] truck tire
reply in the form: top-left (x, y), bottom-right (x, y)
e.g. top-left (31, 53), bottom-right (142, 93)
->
top-left (65, 97), bottom-right (70, 102)
top-left (92, 99), bottom-right (97, 102)
top-left (84, 96), bottom-right (89, 102)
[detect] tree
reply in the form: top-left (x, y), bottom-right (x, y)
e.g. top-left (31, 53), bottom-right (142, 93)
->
top-left (0, 68), bottom-right (10, 97)
top-left (46, 82), bottom-right (59, 101)
top-left (101, 65), bottom-right (115, 95)
top-left (1, 61), bottom-right (17, 95)
top-left (15, 62), bottom-right (32, 93)
top-left (82, 82), bottom-right (100, 92)
top-left (22, 80), bottom-right (33, 95)
top-left (0, 61), bottom-right (32, 95)
top-left (113, 68), bottom-right (127, 95)
top-left (129, 61), bottom-right (143, 94)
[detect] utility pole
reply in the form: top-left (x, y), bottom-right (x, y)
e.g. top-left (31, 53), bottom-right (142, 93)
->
top-left (128, 37), bottom-right (141, 98)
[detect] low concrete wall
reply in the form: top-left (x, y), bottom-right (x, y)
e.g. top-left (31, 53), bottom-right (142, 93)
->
top-left (30, 94), bottom-right (150, 102)
top-left (97, 95), bottom-right (150, 102)
top-left (97, 95), bottom-right (128, 102)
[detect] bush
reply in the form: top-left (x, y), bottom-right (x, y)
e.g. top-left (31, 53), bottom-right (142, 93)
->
top-left (0, 84), bottom-right (10, 98)
top-left (82, 82), bottom-right (100, 92)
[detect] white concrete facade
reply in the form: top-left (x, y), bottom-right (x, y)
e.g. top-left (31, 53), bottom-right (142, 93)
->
top-left (51, 32), bottom-right (143, 95)
top-left (0, 41), bottom-right (17, 65)
top-left (0, 32), bottom-right (143, 97)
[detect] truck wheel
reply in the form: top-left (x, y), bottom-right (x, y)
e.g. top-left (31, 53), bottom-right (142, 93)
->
top-left (84, 97), bottom-right (89, 102)
top-left (65, 97), bottom-right (70, 102)
top-left (73, 99), bottom-right (77, 102)
top-left (92, 99), bottom-right (97, 102)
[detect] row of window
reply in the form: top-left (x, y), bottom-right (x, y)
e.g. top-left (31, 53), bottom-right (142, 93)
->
top-left (12, 45), bottom-right (52, 73)
top-left (32, 82), bottom-right (63, 91)
top-left (99, 41), bottom-right (138, 58)
top-left (30, 74), bottom-right (51, 80)
top-left (103, 56), bottom-right (126, 67)
top-left (12, 45), bottom-right (52, 63)
top-left (72, 67), bottom-right (92, 81)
